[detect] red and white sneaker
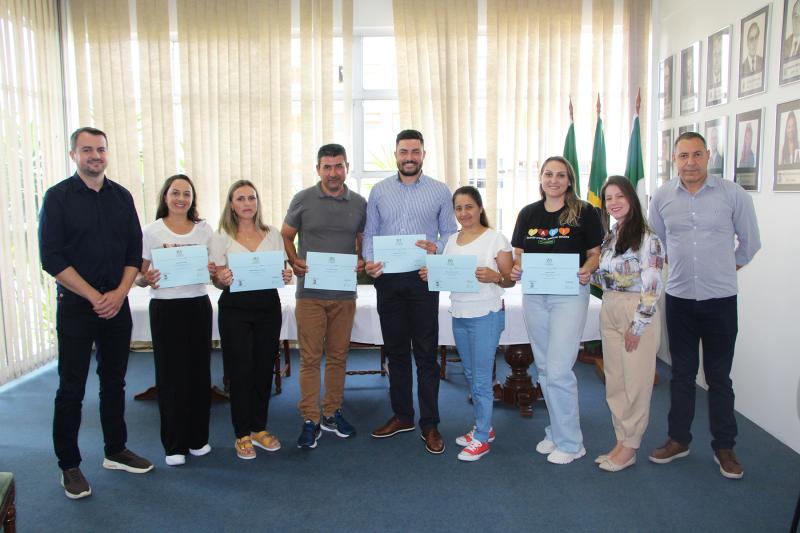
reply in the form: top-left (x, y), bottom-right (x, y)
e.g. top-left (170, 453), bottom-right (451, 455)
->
top-left (455, 426), bottom-right (495, 447)
top-left (458, 439), bottom-right (491, 462)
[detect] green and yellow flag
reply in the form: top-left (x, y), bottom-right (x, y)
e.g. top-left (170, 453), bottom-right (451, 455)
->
top-left (587, 97), bottom-right (606, 208)
top-left (562, 99), bottom-right (581, 198)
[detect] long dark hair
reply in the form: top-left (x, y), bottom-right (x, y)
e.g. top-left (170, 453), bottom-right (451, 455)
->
top-left (453, 185), bottom-right (489, 228)
top-left (155, 174), bottom-right (201, 222)
top-left (600, 176), bottom-right (647, 255)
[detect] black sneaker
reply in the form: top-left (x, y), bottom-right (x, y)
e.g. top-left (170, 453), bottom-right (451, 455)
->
top-left (61, 467), bottom-right (92, 500)
top-left (296, 420), bottom-right (321, 449)
top-left (321, 409), bottom-right (356, 438)
top-left (102, 448), bottom-right (154, 474)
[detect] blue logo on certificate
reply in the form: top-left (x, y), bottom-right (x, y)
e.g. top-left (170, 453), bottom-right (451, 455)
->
top-left (521, 253), bottom-right (579, 295)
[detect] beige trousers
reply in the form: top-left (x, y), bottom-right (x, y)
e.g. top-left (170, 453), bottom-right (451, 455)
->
top-left (296, 298), bottom-right (356, 423)
top-left (600, 291), bottom-right (660, 448)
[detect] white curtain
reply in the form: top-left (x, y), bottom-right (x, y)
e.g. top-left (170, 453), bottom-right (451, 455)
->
top-left (0, 0), bottom-right (65, 384)
top-left (393, 0), bottom-right (478, 191)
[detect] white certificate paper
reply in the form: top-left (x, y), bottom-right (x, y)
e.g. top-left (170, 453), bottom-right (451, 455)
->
top-left (425, 254), bottom-right (479, 293)
top-left (521, 253), bottom-right (579, 295)
top-left (228, 250), bottom-right (285, 292)
top-left (373, 234), bottom-right (426, 273)
top-left (151, 245), bottom-right (209, 289)
top-left (305, 252), bottom-right (357, 291)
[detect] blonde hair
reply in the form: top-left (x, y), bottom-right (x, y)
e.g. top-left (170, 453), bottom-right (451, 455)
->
top-left (218, 180), bottom-right (269, 237)
top-left (538, 156), bottom-right (586, 227)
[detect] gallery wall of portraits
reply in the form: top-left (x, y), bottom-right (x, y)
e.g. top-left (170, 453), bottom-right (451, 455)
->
top-left (656, 0), bottom-right (800, 193)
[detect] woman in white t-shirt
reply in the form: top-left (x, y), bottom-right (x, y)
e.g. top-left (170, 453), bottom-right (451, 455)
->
top-left (137, 174), bottom-right (214, 467)
top-left (420, 186), bottom-right (514, 462)
top-left (209, 180), bottom-right (292, 460)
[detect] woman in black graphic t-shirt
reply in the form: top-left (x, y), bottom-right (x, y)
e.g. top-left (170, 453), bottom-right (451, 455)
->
top-left (510, 156), bottom-right (603, 465)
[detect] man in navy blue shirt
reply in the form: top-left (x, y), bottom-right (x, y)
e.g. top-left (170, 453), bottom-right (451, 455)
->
top-left (39, 127), bottom-right (154, 500)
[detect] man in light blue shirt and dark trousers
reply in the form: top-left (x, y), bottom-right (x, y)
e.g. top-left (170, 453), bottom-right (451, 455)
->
top-left (364, 129), bottom-right (457, 454)
top-left (648, 131), bottom-right (761, 479)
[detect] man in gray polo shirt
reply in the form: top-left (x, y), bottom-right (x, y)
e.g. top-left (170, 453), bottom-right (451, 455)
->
top-left (281, 143), bottom-right (367, 450)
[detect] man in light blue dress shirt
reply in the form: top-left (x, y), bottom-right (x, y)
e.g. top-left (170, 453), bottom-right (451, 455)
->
top-left (364, 129), bottom-right (457, 454)
top-left (648, 131), bottom-right (761, 480)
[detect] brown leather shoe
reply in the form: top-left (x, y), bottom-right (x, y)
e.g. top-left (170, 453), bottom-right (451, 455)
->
top-left (420, 427), bottom-right (445, 454)
top-left (648, 438), bottom-right (690, 464)
top-left (371, 416), bottom-right (415, 438)
top-left (714, 449), bottom-right (744, 479)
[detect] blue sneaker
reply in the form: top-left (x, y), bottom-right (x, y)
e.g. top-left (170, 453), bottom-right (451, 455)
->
top-left (297, 420), bottom-right (321, 449)
top-left (321, 409), bottom-right (356, 438)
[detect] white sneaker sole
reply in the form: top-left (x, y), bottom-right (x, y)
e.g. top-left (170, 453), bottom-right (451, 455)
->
top-left (458, 449), bottom-right (490, 462)
top-left (297, 432), bottom-right (321, 449)
top-left (714, 454), bottom-right (744, 479)
top-left (165, 454), bottom-right (186, 466)
top-left (102, 458), bottom-right (154, 474)
top-left (535, 439), bottom-right (556, 455)
top-left (189, 444), bottom-right (212, 456)
top-left (648, 449), bottom-right (690, 464)
top-left (320, 424), bottom-right (354, 439)
top-left (547, 447), bottom-right (586, 464)
top-left (61, 477), bottom-right (91, 500)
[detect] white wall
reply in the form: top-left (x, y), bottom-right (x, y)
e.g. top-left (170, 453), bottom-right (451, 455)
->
top-left (652, 0), bottom-right (800, 453)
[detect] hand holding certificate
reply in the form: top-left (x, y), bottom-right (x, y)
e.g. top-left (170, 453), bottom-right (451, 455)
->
top-left (151, 245), bottom-right (210, 289)
top-left (305, 252), bottom-right (357, 291)
top-left (373, 234), bottom-right (427, 273)
top-left (228, 250), bottom-right (285, 292)
top-left (425, 255), bottom-right (479, 293)
top-left (521, 253), bottom-right (579, 295)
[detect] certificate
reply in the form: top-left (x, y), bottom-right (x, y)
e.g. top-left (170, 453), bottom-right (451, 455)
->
top-left (151, 245), bottom-right (209, 289)
top-left (426, 254), bottom-right (478, 293)
top-left (521, 253), bottom-right (579, 295)
top-left (373, 234), bottom-right (426, 273)
top-left (228, 250), bottom-right (285, 292)
top-left (305, 252), bottom-right (357, 291)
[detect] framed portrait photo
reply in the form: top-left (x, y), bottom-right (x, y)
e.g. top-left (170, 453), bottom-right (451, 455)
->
top-left (774, 98), bottom-right (800, 191)
top-left (706, 27), bottom-right (732, 107)
top-left (680, 42), bottom-right (700, 115)
top-left (677, 123), bottom-right (699, 136)
top-left (779, 0), bottom-right (800, 85)
top-left (734, 109), bottom-right (763, 191)
top-left (658, 129), bottom-right (673, 183)
top-left (704, 116), bottom-right (728, 179)
top-left (739, 5), bottom-right (770, 98)
top-left (659, 56), bottom-right (674, 120)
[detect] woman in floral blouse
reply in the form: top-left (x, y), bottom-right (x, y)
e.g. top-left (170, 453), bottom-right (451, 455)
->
top-left (594, 176), bottom-right (665, 472)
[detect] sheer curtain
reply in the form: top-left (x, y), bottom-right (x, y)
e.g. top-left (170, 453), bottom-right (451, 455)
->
top-left (0, 0), bottom-right (65, 384)
top-left (393, 0), bottom-right (478, 191)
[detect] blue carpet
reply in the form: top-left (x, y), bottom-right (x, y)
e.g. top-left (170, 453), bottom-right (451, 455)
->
top-left (0, 349), bottom-right (798, 532)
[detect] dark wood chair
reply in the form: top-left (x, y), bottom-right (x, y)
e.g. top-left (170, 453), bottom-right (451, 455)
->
top-left (0, 473), bottom-right (16, 533)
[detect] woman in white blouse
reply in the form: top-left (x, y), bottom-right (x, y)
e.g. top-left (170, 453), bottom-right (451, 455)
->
top-left (420, 186), bottom-right (513, 462)
top-left (137, 174), bottom-right (214, 467)
top-left (594, 176), bottom-right (665, 472)
top-left (210, 180), bottom-right (292, 460)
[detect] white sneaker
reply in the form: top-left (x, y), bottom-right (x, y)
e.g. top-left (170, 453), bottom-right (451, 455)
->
top-left (165, 454), bottom-right (186, 466)
top-left (547, 447), bottom-right (586, 465)
top-left (535, 438), bottom-right (556, 455)
top-left (189, 444), bottom-right (212, 457)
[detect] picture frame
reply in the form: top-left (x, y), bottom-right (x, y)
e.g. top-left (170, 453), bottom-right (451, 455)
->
top-left (680, 42), bottom-right (700, 115)
top-left (779, 0), bottom-right (800, 85)
top-left (706, 27), bottom-right (732, 107)
top-left (659, 56), bottom-right (674, 120)
top-left (734, 109), bottom-right (763, 191)
top-left (774, 98), bottom-right (800, 191)
top-left (658, 129), bottom-right (673, 183)
top-left (704, 116), bottom-right (728, 179)
top-left (677, 123), bottom-right (699, 136)
top-left (739, 5), bottom-right (770, 98)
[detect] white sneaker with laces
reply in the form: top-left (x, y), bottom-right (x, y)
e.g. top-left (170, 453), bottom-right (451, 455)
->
top-left (457, 439), bottom-right (491, 462)
top-left (535, 438), bottom-right (556, 455)
top-left (547, 447), bottom-right (586, 465)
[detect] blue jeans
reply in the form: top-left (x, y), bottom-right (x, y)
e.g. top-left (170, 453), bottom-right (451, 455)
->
top-left (665, 294), bottom-right (738, 450)
top-left (452, 310), bottom-right (505, 443)
top-left (522, 284), bottom-right (590, 453)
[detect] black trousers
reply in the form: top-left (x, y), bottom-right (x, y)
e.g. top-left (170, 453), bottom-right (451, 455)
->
top-left (375, 272), bottom-right (440, 429)
top-left (218, 292), bottom-right (281, 439)
top-left (666, 294), bottom-right (739, 450)
top-left (149, 296), bottom-right (212, 456)
top-left (53, 292), bottom-right (132, 470)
